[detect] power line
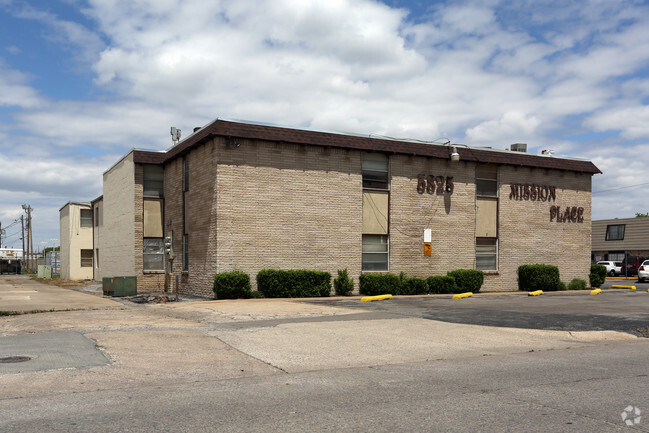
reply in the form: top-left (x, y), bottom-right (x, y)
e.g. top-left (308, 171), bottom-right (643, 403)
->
top-left (593, 182), bottom-right (649, 194)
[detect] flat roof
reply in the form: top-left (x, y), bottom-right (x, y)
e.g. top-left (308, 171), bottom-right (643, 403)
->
top-left (133, 118), bottom-right (601, 174)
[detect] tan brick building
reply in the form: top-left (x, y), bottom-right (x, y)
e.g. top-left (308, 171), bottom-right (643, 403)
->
top-left (61, 118), bottom-right (600, 297)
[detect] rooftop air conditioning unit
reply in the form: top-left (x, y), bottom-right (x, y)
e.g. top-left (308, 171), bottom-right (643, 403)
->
top-left (510, 143), bottom-right (527, 152)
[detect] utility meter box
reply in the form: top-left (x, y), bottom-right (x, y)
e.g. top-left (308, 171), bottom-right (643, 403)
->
top-left (37, 265), bottom-right (52, 279)
top-left (103, 276), bottom-right (137, 297)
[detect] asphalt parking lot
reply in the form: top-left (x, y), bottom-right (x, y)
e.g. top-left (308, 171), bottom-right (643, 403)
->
top-left (306, 283), bottom-right (649, 336)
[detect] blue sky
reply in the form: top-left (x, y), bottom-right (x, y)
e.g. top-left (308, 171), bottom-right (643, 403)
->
top-left (1, 0), bottom-right (649, 250)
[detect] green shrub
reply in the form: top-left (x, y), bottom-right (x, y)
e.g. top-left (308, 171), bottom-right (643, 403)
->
top-left (589, 264), bottom-right (607, 288)
top-left (358, 273), bottom-right (401, 296)
top-left (558, 281), bottom-right (567, 291)
top-left (447, 269), bottom-right (484, 293)
top-left (250, 291), bottom-right (264, 298)
top-left (256, 269), bottom-right (331, 298)
top-left (333, 269), bottom-right (354, 296)
top-left (567, 278), bottom-right (587, 291)
top-left (400, 277), bottom-right (429, 295)
top-left (426, 275), bottom-right (461, 294)
top-left (213, 271), bottom-right (252, 299)
top-left (517, 264), bottom-right (562, 291)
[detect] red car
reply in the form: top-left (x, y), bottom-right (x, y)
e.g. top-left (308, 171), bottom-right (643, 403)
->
top-left (621, 256), bottom-right (647, 276)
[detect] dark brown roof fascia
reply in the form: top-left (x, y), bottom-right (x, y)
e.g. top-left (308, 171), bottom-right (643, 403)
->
top-left (161, 119), bottom-right (602, 174)
top-left (133, 150), bottom-right (166, 165)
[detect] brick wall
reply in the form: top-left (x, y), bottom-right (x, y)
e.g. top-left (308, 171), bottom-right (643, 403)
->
top-left (498, 166), bottom-right (592, 291)
top-left (389, 155), bottom-right (477, 279)
top-left (134, 163), bottom-right (166, 293)
top-left (165, 137), bottom-right (363, 297)
top-left (98, 153), bottom-right (136, 279)
top-left (163, 137), bottom-right (595, 297)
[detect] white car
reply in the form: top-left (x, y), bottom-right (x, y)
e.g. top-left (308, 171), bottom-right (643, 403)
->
top-left (637, 260), bottom-right (649, 282)
top-left (597, 261), bottom-right (622, 277)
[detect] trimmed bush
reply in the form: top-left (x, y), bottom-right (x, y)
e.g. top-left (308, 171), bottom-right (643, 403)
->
top-left (400, 277), bottom-right (429, 295)
top-left (426, 275), bottom-right (461, 294)
top-left (447, 269), bottom-right (484, 293)
top-left (333, 269), bottom-right (354, 296)
top-left (256, 269), bottom-right (331, 298)
top-left (517, 264), bottom-right (562, 291)
top-left (358, 273), bottom-right (401, 296)
top-left (213, 271), bottom-right (252, 299)
top-left (250, 290), bottom-right (264, 298)
top-left (567, 278), bottom-right (587, 291)
top-left (589, 264), bottom-right (607, 288)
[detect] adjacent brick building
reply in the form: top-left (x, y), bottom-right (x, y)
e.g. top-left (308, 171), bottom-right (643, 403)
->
top-left (61, 118), bottom-right (600, 297)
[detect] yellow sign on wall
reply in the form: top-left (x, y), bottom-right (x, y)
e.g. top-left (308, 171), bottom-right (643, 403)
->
top-left (424, 242), bottom-right (431, 257)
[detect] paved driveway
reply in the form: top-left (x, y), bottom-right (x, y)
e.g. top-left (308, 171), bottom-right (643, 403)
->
top-left (306, 289), bottom-right (649, 336)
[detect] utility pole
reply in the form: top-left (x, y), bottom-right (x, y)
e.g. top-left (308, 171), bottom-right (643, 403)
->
top-left (21, 215), bottom-right (25, 270)
top-left (22, 205), bottom-right (32, 273)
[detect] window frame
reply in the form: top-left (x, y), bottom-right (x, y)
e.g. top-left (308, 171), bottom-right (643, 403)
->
top-left (80, 209), bottom-right (93, 228)
top-left (182, 234), bottom-right (189, 272)
top-left (143, 165), bottom-right (165, 198)
top-left (143, 238), bottom-right (165, 271)
top-left (475, 237), bottom-right (498, 271)
top-left (362, 153), bottom-right (390, 190)
top-left (605, 224), bottom-right (625, 241)
top-left (362, 234), bottom-right (389, 272)
top-left (80, 249), bottom-right (93, 268)
top-left (182, 157), bottom-right (189, 192)
top-left (476, 164), bottom-right (498, 197)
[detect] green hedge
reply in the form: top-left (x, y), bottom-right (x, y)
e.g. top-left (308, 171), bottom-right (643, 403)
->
top-left (333, 269), bottom-right (354, 296)
top-left (358, 273), bottom-right (401, 296)
top-left (517, 264), bottom-right (562, 291)
top-left (256, 269), bottom-right (331, 298)
top-left (426, 275), bottom-right (461, 294)
top-left (589, 264), bottom-right (606, 288)
top-left (213, 271), bottom-right (252, 299)
top-left (567, 278), bottom-right (587, 291)
top-left (447, 269), bottom-right (484, 293)
top-left (400, 277), bottom-right (429, 295)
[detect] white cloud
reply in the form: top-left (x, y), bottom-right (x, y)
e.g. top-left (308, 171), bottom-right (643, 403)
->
top-left (0, 60), bottom-right (44, 108)
top-left (1, 0), bottom-right (649, 246)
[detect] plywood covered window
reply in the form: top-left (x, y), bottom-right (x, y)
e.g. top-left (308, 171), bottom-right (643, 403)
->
top-left (476, 198), bottom-right (497, 238)
top-left (362, 191), bottom-right (389, 234)
top-left (143, 200), bottom-right (163, 238)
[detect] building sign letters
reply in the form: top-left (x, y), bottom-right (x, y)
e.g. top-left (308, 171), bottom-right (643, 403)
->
top-left (417, 175), bottom-right (454, 195)
top-left (509, 184), bottom-right (556, 202)
top-left (509, 183), bottom-right (583, 223)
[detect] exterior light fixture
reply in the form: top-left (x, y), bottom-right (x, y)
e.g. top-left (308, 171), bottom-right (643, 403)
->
top-left (226, 137), bottom-right (241, 149)
top-left (450, 146), bottom-right (460, 162)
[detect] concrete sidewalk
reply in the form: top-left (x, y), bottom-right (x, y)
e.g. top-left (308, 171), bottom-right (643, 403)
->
top-left (0, 275), bottom-right (122, 313)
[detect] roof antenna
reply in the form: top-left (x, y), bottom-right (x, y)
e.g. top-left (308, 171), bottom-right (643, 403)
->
top-left (170, 127), bottom-right (181, 145)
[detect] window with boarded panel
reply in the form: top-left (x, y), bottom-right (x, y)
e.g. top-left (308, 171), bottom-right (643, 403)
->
top-left (476, 198), bottom-right (497, 238)
top-left (143, 200), bottom-right (163, 238)
top-left (362, 191), bottom-right (389, 234)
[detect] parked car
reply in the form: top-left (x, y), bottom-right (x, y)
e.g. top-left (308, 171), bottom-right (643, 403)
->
top-left (638, 260), bottom-right (649, 282)
top-left (597, 261), bottom-right (622, 277)
top-left (621, 256), bottom-right (647, 276)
